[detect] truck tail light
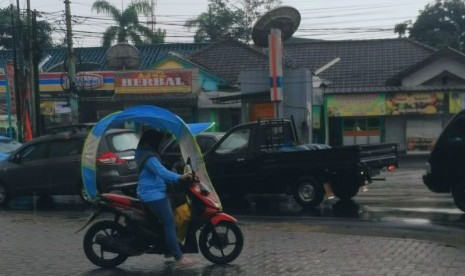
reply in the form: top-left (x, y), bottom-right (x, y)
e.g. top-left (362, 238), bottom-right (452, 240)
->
top-left (97, 152), bottom-right (126, 164)
top-left (388, 165), bottom-right (396, 172)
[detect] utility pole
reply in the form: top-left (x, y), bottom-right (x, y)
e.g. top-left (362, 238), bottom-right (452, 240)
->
top-left (32, 11), bottom-right (42, 135)
top-left (12, 2), bottom-right (23, 141)
top-left (64, 0), bottom-right (78, 124)
top-left (27, 0), bottom-right (38, 137)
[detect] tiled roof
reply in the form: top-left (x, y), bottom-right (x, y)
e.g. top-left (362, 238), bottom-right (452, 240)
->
top-left (0, 43), bottom-right (210, 72)
top-left (0, 38), bottom-right (439, 92)
top-left (189, 38), bottom-right (269, 85)
top-left (282, 38), bottom-right (436, 89)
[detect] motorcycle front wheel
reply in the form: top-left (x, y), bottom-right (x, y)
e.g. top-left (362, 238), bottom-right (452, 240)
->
top-left (199, 221), bottom-right (244, 264)
top-left (83, 220), bottom-right (129, 268)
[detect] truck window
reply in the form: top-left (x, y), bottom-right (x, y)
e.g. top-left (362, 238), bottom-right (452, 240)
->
top-left (215, 129), bottom-right (250, 154)
top-left (258, 123), bottom-right (294, 149)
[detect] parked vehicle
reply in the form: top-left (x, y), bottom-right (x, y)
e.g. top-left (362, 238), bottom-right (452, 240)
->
top-left (423, 109), bottom-right (465, 212)
top-left (160, 132), bottom-right (225, 171)
top-left (0, 128), bottom-right (139, 206)
top-left (79, 163), bottom-right (243, 268)
top-left (0, 135), bottom-right (22, 160)
top-left (201, 118), bottom-right (398, 208)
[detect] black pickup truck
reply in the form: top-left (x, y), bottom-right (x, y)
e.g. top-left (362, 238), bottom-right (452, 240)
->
top-left (189, 118), bottom-right (398, 208)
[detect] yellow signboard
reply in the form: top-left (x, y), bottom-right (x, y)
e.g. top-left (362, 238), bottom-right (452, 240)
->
top-left (114, 70), bottom-right (193, 94)
top-left (327, 93), bottom-right (385, 117)
top-left (449, 92), bottom-right (462, 114)
top-left (386, 92), bottom-right (444, 115)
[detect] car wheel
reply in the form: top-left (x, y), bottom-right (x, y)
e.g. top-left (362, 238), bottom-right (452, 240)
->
top-left (452, 180), bottom-right (465, 212)
top-left (0, 182), bottom-right (10, 207)
top-left (293, 176), bottom-right (324, 209)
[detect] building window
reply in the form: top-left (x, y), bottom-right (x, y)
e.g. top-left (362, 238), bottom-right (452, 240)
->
top-left (342, 117), bottom-right (381, 145)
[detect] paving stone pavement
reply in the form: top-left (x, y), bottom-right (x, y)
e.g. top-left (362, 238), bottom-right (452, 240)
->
top-left (1, 210), bottom-right (465, 276)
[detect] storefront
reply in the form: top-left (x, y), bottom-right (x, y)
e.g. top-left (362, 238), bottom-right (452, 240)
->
top-left (325, 91), bottom-right (459, 154)
top-left (325, 93), bottom-right (385, 147)
top-left (35, 69), bottom-right (202, 129)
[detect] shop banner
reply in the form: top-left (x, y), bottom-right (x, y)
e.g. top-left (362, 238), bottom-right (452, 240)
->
top-left (115, 70), bottom-right (193, 94)
top-left (327, 93), bottom-right (385, 117)
top-left (406, 118), bottom-right (442, 153)
top-left (312, 105), bottom-right (321, 129)
top-left (6, 61), bottom-right (16, 114)
top-left (449, 92), bottom-right (465, 114)
top-left (40, 101), bottom-right (71, 115)
top-left (249, 102), bottom-right (274, 121)
top-left (386, 92), bottom-right (444, 115)
top-left (0, 74), bottom-right (5, 93)
top-left (39, 71), bottom-right (114, 92)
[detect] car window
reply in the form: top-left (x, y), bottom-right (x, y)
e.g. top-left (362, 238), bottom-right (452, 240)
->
top-left (197, 136), bottom-right (217, 153)
top-left (49, 139), bottom-right (83, 158)
top-left (108, 132), bottom-right (139, 152)
top-left (19, 142), bottom-right (48, 162)
top-left (215, 129), bottom-right (250, 154)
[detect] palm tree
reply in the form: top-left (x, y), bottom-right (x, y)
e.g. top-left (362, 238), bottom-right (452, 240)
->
top-left (92, 0), bottom-right (166, 47)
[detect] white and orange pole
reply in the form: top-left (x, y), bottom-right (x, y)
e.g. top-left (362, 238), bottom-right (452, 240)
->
top-left (268, 28), bottom-right (283, 118)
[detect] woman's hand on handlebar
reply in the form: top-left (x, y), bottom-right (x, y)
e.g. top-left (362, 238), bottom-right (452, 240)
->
top-left (180, 172), bottom-right (193, 182)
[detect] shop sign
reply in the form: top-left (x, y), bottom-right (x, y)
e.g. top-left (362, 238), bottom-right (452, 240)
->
top-left (0, 74), bottom-right (5, 93)
top-left (249, 102), bottom-right (274, 121)
top-left (115, 70), bottom-right (193, 94)
top-left (327, 93), bottom-right (385, 117)
top-left (386, 92), bottom-right (444, 115)
top-left (39, 71), bottom-right (114, 92)
top-left (407, 137), bottom-right (436, 152)
top-left (61, 73), bottom-right (105, 90)
top-left (406, 118), bottom-right (441, 153)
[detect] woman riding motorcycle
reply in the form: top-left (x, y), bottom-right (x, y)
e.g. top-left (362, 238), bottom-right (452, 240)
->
top-left (135, 128), bottom-right (196, 266)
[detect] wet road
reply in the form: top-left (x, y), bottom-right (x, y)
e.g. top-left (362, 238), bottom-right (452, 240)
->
top-left (3, 158), bottom-right (465, 275)
top-left (221, 165), bottom-right (465, 226)
top-left (8, 158), bottom-right (463, 226)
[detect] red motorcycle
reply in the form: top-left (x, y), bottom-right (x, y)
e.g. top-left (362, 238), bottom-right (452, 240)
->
top-left (77, 165), bottom-right (243, 268)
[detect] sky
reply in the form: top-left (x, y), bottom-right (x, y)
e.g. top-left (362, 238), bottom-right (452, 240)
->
top-left (2, 0), bottom-right (436, 47)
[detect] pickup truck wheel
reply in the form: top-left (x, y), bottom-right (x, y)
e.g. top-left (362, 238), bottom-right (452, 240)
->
top-left (452, 180), bottom-right (465, 212)
top-left (293, 177), bottom-right (324, 209)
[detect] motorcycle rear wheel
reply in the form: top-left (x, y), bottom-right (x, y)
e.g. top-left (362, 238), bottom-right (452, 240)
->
top-left (83, 220), bottom-right (129, 268)
top-left (199, 221), bottom-right (243, 264)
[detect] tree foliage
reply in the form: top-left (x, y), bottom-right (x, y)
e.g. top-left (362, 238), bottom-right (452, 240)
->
top-left (92, 0), bottom-right (165, 47)
top-left (185, 0), bottom-right (281, 43)
top-left (395, 0), bottom-right (465, 51)
top-left (0, 7), bottom-right (54, 51)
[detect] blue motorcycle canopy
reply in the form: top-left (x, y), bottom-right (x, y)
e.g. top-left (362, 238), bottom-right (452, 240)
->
top-left (81, 105), bottom-right (216, 202)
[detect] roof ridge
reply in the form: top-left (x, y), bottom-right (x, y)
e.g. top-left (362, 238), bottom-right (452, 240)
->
top-left (188, 37), bottom-right (268, 59)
